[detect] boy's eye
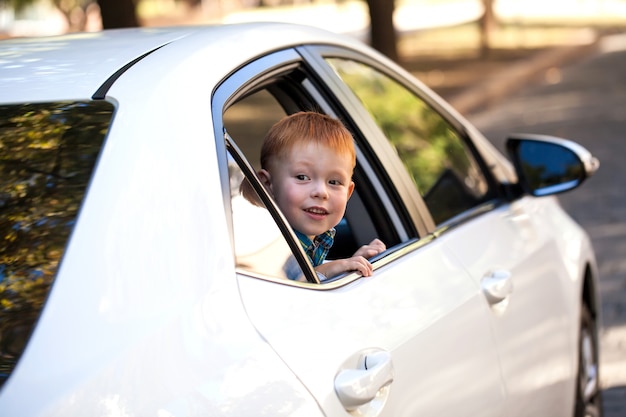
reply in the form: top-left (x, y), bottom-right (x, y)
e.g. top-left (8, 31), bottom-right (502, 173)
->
top-left (295, 174), bottom-right (309, 181)
top-left (329, 179), bottom-right (343, 186)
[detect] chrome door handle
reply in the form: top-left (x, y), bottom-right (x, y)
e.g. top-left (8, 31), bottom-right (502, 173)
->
top-left (481, 270), bottom-right (513, 304)
top-left (334, 350), bottom-right (394, 410)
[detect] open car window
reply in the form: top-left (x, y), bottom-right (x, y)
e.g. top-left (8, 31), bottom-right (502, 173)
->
top-left (226, 145), bottom-right (314, 283)
top-left (217, 56), bottom-right (419, 286)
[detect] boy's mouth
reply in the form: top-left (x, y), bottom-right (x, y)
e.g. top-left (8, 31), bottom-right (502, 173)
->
top-left (305, 207), bottom-right (328, 215)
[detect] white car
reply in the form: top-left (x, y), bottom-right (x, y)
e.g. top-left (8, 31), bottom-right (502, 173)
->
top-left (0, 23), bottom-right (602, 417)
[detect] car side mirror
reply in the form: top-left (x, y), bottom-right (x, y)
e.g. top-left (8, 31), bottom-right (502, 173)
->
top-left (506, 134), bottom-right (599, 197)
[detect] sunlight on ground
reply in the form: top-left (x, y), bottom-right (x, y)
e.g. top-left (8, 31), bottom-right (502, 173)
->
top-left (601, 323), bottom-right (626, 388)
top-left (400, 24), bottom-right (598, 58)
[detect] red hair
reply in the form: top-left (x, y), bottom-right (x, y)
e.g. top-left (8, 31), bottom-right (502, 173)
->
top-left (261, 112), bottom-right (356, 170)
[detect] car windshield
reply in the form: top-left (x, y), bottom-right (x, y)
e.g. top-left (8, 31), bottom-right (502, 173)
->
top-left (0, 101), bottom-right (113, 388)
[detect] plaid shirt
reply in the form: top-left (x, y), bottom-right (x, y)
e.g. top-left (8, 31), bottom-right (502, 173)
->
top-left (294, 228), bottom-right (336, 267)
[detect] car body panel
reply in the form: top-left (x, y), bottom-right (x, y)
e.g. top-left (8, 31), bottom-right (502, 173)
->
top-left (440, 196), bottom-right (584, 416)
top-left (0, 23), bottom-right (374, 103)
top-left (0, 29), bottom-right (188, 102)
top-left (237, 237), bottom-right (506, 417)
top-left (0, 44), bottom-right (323, 414)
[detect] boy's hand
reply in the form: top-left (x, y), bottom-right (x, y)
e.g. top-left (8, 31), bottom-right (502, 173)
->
top-left (316, 256), bottom-right (374, 278)
top-left (313, 239), bottom-right (386, 280)
top-left (353, 238), bottom-right (386, 259)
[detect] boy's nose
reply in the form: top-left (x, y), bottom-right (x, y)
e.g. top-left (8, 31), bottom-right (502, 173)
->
top-left (311, 181), bottom-right (329, 199)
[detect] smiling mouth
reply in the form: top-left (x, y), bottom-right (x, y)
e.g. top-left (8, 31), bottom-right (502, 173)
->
top-left (305, 207), bottom-right (328, 215)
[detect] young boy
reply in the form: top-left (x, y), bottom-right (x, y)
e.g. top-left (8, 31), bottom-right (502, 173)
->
top-left (257, 111), bottom-right (385, 281)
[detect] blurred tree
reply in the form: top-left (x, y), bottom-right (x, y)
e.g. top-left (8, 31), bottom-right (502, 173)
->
top-left (0, 0), bottom-right (28, 11)
top-left (366, 0), bottom-right (398, 62)
top-left (51, 0), bottom-right (91, 31)
top-left (99, 0), bottom-right (138, 28)
top-left (0, 0), bottom-right (137, 30)
top-left (0, 0), bottom-right (403, 60)
top-left (479, 0), bottom-right (496, 55)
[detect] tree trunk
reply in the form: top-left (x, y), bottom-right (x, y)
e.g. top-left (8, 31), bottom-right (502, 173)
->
top-left (366, 0), bottom-right (398, 62)
top-left (98, 0), bottom-right (139, 29)
top-left (479, 0), bottom-right (496, 56)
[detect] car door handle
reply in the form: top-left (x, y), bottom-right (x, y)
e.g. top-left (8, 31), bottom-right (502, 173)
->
top-left (334, 350), bottom-right (394, 410)
top-left (481, 270), bottom-right (513, 304)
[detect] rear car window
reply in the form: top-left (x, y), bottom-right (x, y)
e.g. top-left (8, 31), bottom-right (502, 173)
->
top-left (0, 101), bottom-right (113, 388)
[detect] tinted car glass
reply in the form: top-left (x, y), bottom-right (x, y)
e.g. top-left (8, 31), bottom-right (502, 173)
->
top-left (0, 101), bottom-right (113, 387)
top-left (326, 58), bottom-right (491, 224)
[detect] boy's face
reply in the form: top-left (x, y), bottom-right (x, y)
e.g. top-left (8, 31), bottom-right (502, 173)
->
top-left (259, 142), bottom-right (355, 239)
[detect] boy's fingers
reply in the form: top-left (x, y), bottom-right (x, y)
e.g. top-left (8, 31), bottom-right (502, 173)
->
top-left (369, 239), bottom-right (386, 253)
top-left (371, 238), bottom-right (385, 248)
top-left (356, 257), bottom-right (373, 276)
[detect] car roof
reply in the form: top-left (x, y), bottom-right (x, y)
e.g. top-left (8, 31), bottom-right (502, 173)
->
top-left (0, 22), bottom-right (372, 104)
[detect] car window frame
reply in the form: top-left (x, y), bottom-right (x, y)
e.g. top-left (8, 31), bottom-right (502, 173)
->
top-left (216, 50), bottom-right (418, 244)
top-left (224, 131), bottom-right (320, 284)
top-left (297, 44), bottom-right (504, 234)
top-left (211, 48), bottom-right (425, 288)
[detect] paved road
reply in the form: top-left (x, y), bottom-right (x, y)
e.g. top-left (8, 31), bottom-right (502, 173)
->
top-left (464, 34), bottom-right (626, 417)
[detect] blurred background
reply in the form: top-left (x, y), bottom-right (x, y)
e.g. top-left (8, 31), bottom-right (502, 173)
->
top-left (1, 0), bottom-right (626, 414)
top-left (1, 0), bottom-right (625, 105)
top-left (1, 0), bottom-right (625, 58)
top-left (2, 0), bottom-right (625, 105)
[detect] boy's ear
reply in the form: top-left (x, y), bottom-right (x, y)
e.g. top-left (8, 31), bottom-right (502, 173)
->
top-left (347, 181), bottom-right (355, 199)
top-left (257, 169), bottom-right (274, 196)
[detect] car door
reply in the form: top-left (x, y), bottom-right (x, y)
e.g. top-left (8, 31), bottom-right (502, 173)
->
top-left (213, 49), bottom-right (506, 417)
top-left (311, 47), bottom-right (577, 416)
top-left (436, 197), bottom-right (577, 417)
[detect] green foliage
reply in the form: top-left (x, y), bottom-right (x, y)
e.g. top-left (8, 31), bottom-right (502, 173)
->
top-left (0, 101), bottom-right (112, 386)
top-left (0, 0), bottom-right (92, 11)
top-left (326, 58), bottom-right (491, 223)
top-left (327, 59), bottom-right (469, 195)
top-left (0, 0), bottom-right (38, 12)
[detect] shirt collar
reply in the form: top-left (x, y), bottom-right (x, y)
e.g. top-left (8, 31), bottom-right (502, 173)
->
top-left (294, 228), bottom-right (336, 267)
